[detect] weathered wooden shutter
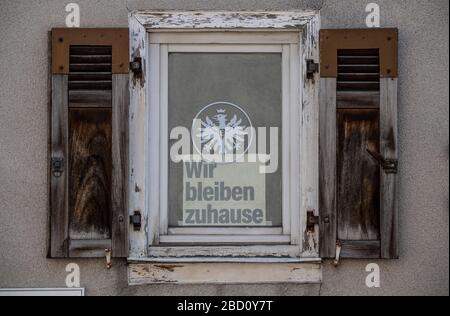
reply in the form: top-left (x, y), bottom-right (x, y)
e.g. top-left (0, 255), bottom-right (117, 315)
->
top-left (50, 29), bottom-right (129, 258)
top-left (319, 29), bottom-right (398, 259)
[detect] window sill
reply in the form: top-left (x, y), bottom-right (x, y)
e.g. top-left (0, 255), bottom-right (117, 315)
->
top-left (128, 257), bottom-right (321, 264)
top-left (127, 259), bottom-right (322, 285)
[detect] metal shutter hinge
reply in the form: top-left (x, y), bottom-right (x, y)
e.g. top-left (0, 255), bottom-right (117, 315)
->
top-left (306, 59), bottom-right (319, 79)
top-left (130, 57), bottom-right (142, 76)
top-left (307, 210), bottom-right (320, 232)
top-left (130, 211), bottom-right (142, 231)
top-left (51, 157), bottom-right (64, 178)
top-left (366, 148), bottom-right (398, 174)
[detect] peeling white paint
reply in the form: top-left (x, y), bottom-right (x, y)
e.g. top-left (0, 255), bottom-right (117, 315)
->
top-left (128, 14), bottom-right (148, 258)
top-left (147, 245), bottom-right (302, 258)
top-left (299, 12), bottom-right (320, 257)
top-left (134, 11), bottom-right (318, 30)
top-left (128, 262), bottom-right (322, 285)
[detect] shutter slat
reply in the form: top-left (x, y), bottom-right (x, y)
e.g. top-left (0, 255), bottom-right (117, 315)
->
top-left (69, 90), bottom-right (112, 108)
top-left (338, 65), bottom-right (379, 72)
top-left (70, 46), bottom-right (113, 55)
top-left (69, 72), bottom-right (112, 81)
top-left (69, 64), bottom-right (113, 72)
top-left (338, 56), bottom-right (379, 65)
top-left (68, 81), bottom-right (112, 90)
top-left (337, 81), bottom-right (380, 91)
top-left (338, 73), bottom-right (380, 81)
top-left (70, 55), bottom-right (112, 64)
top-left (337, 48), bottom-right (380, 56)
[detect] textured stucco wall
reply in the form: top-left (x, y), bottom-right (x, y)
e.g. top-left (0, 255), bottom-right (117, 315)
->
top-left (0, 0), bottom-right (448, 296)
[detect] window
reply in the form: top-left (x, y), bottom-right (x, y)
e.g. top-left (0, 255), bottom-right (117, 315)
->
top-left (149, 33), bottom-right (299, 246)
top-left (128, 12), bottom-right (321, 260)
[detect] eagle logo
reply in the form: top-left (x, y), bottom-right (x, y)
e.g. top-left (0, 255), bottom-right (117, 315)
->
top-left (193, 102), bottom-right (253, 158)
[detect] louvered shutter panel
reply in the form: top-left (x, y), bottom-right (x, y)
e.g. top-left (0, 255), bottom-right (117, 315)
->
top-left (50, 29), bottom-right (129, 258)
top-left (319, 29), bottom-right (399, 259)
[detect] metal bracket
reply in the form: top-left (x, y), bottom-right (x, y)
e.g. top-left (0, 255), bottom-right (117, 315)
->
top-left (366, 148), bottom-right (398, 174)
top-left (130, 211), bottom-right (142, 231)
top-left (51, 157), bottom-right (64, 178)
top-left (307, 210), bottom-right (320, 232)
top-left (130, 57), bottom-right (142, 76)
top-left (306, 59), bottom-right (319, 79)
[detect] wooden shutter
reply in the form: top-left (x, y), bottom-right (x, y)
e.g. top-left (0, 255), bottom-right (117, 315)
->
top-left (319, 29), bottom-right (398, 259)
top-left (50, 29), bottom-right (129, 258)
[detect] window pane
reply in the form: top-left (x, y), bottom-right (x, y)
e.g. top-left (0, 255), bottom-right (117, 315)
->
top-left (168, 53), bottom-right (282, 227)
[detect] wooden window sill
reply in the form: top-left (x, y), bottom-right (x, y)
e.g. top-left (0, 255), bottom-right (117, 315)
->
top-left (127, 259), bottom-right (322, 285)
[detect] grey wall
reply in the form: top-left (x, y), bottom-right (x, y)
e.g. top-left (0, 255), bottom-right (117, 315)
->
top-left (0, 0), bottom-right (448, 296)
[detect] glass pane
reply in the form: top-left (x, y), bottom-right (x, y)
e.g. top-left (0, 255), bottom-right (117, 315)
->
top-left (168, 53), bottom-right (282, 227)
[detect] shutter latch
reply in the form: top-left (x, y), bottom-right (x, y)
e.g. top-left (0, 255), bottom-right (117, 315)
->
top-left (130, 211), bottom-right (142, 231)
top-left (306, 59), bottom-right (319, 79)
top-left (130, 57), bottom-right (143, 76)
top-left (51, 157), bottom-right (64, 178)
top-left (366, 148), bottom-right (398, 174)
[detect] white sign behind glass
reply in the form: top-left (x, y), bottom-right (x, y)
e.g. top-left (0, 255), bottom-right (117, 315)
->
top-left (182, 161), bottom-right (268, 226)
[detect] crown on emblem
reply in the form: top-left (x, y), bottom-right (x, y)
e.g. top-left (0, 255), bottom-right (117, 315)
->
top-left (217, 109), bottom-right (226, 114)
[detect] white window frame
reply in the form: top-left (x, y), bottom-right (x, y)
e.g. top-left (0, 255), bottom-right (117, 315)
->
top-left (151, 36), bottom-right (297, 246)
top-left (128, 11), bottom-right (321, 261)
